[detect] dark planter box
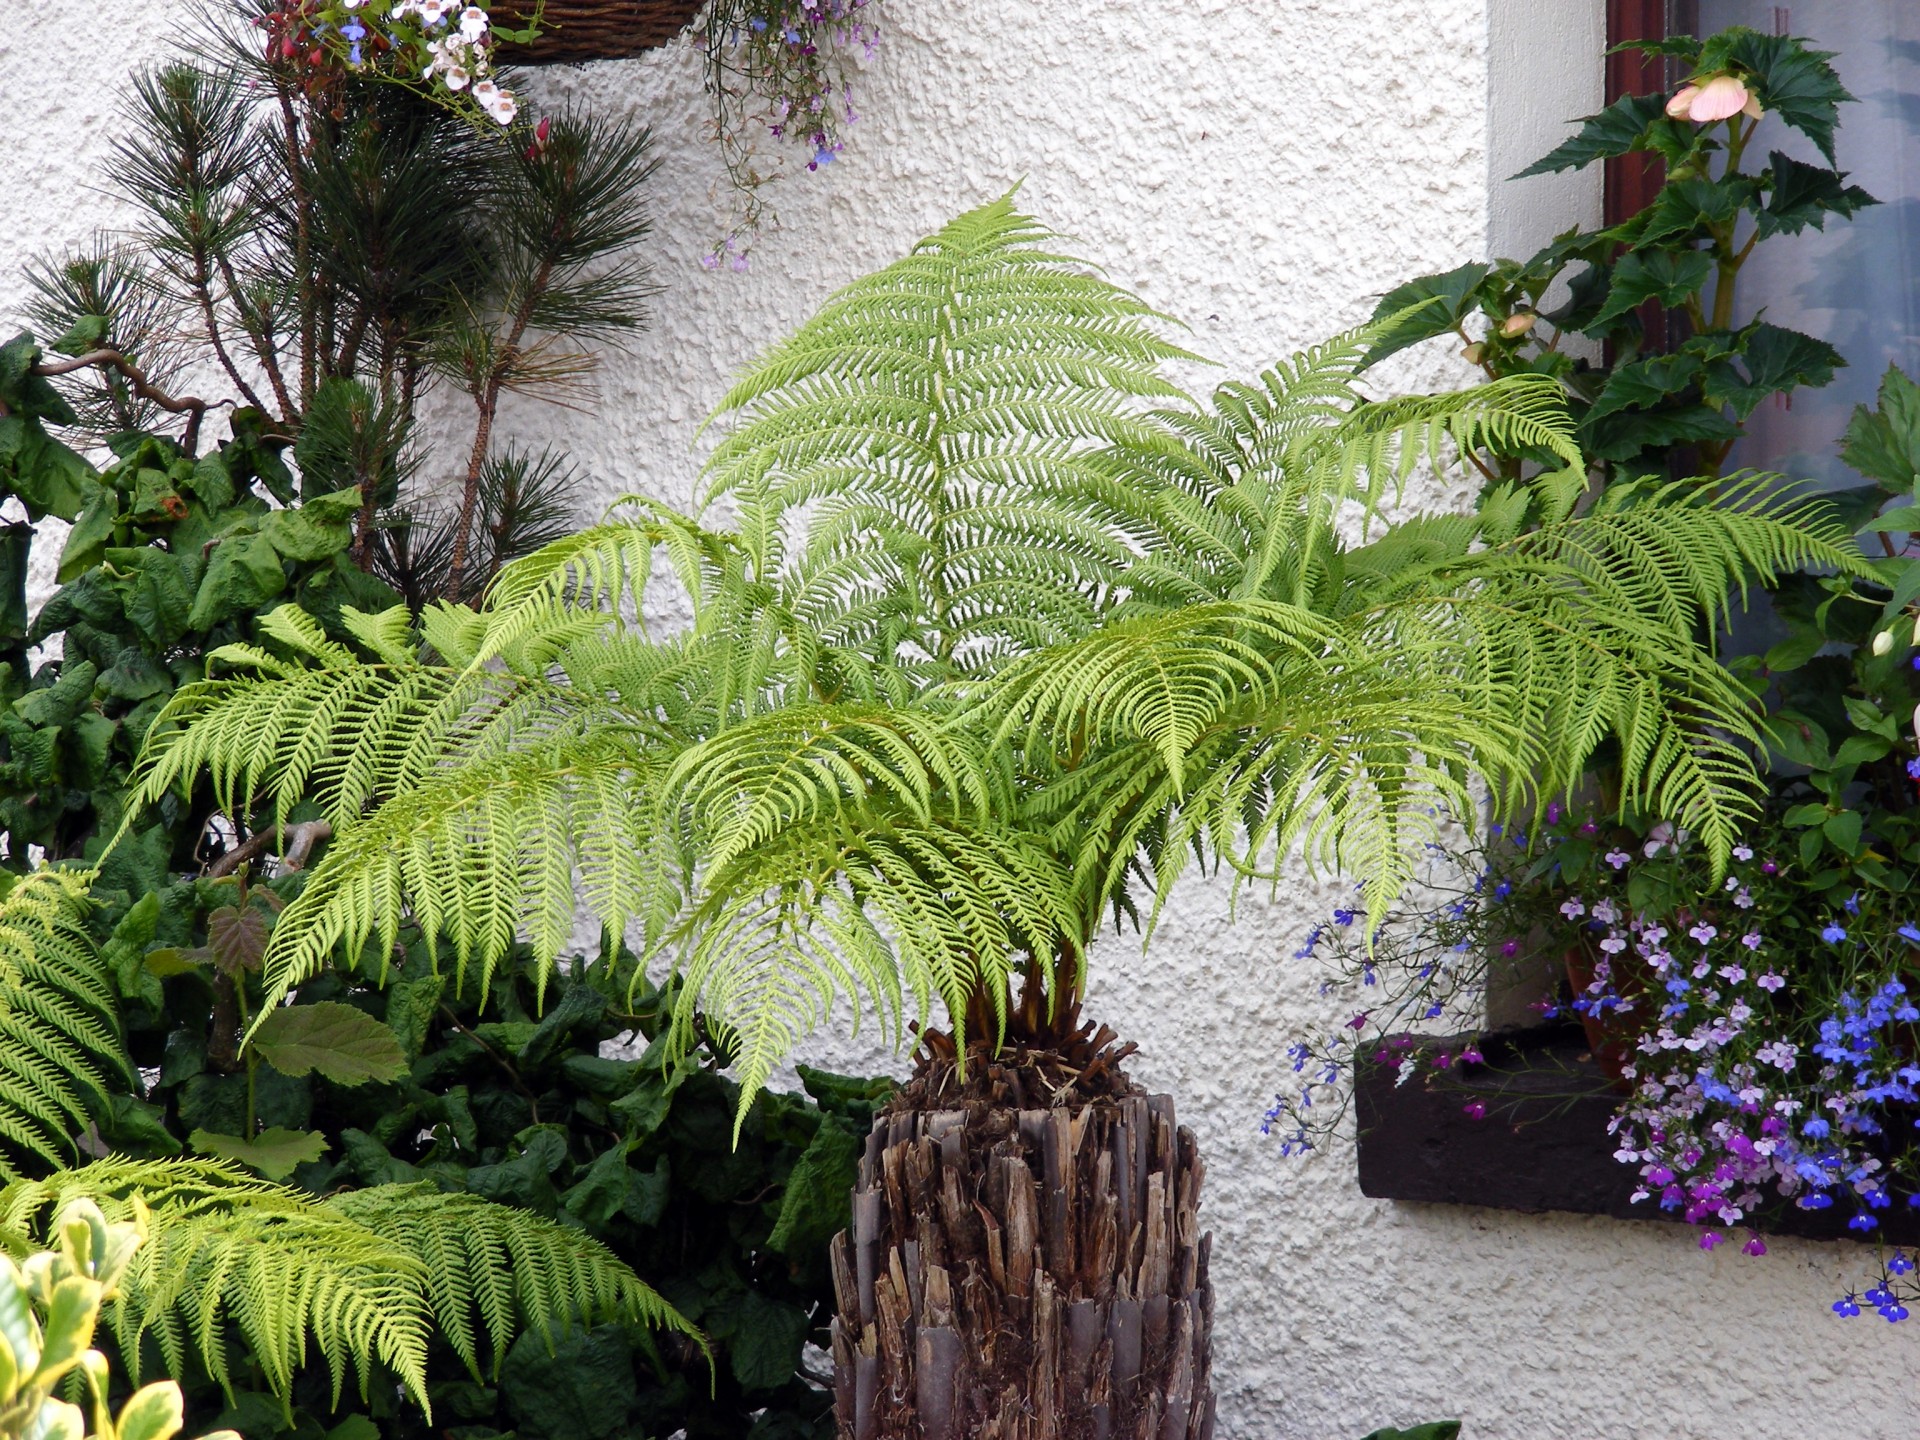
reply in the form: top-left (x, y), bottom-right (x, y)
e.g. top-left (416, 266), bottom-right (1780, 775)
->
top-left (1355, 1023), bottom-right (1920, 1246)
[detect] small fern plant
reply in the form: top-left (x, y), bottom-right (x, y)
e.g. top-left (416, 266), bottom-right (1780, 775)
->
top-left (133, 195), bottom-right (1869, 1114)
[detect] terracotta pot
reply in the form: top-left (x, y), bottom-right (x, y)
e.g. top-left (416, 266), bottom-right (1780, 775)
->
top-left (492, 0), bottom-right (704, 64)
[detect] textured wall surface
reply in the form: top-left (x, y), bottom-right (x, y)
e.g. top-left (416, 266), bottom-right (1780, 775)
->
top-left (3, 2), bottom-right (1915, 1436)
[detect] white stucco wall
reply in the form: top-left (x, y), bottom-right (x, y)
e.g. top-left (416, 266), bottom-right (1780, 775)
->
top-left (4, 2), bottom-right (1915, 1437)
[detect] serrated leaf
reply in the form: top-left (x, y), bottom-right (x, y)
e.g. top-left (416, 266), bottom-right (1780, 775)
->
top-left (1363, 262), bottom-right (1492, 368)
top-left (1757, 151), bottom-right (1877, 239)
top-left (189, 1127), bottom-right (330, 1181)
top-left (1587, 250), bottom-right (1714, 329)
top-left (252, 1001), bottom-right (408, 1085)
top-left (1703, 324), bottom-right (1844, 419)
top-left (1715, 29), bottom-right (1852, 165)
top-left (1843, 366), bottom-right (1920, 491)
top-left (206, 904), bottom-right (270, 974)
top-left (1514, 93), bottom-right (1668, 178)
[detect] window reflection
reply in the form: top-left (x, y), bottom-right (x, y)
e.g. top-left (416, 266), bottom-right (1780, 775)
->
top-left (1693, 2), bottom-right (1920, 487)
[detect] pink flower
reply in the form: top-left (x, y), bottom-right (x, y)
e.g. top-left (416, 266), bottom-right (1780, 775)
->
top-left (1670, 74), bottom-right (1762, 123)
top-left (1462, 1101), bottom-right (1487, 1120)
top-left (1756, 972), bottom-right (1786, 992)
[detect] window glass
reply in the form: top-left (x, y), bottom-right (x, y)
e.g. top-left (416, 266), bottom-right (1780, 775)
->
top-left (1694, 3), bottom-right (1920, 487)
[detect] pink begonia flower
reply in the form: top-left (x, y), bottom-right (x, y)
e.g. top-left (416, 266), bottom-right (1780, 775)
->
top-left (1665, 84), bottom-right (1701, 118)
top-left (1670, 74), bottom-right (1762, 124)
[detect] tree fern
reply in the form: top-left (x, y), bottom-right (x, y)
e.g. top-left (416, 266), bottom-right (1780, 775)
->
top-left (0, 1160), bottom-right (694, 1412)
top-left (129, 197), bottom-right (1874, 1118)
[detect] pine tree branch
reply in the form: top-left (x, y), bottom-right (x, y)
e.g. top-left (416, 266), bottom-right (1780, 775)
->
top-left (29, 349), bottom-right (223, 451)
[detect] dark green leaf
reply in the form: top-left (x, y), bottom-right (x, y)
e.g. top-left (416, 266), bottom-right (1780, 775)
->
top-left (1583, 353), bottom-right (1703, 424)
top-left (766, 1116), bottom-right (858, 1261)
top-left (253, 1001), bottom-right (409, 1086)
top-left (188, 530), bottom-right (286, 630)
top-left (1588, 250), bottom-right (1714, 329)
top-left (1363, 262), bottom-right (1492, 369)
top-left (1716, 29), bottom-right (1852, 164)
top-left (1702, 324), bottom-right (1844, 419)
top-left (1514, 93), bottom-right (1668, 178)
top-left (725, 1290), bottom-right (810, 1393)
top-left (1758, 151), bottom-right (1877, 239)
top-left (1359, 1425), bottom-right (1462, 1440)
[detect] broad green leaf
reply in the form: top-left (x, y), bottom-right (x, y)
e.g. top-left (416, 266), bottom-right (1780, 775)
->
top-left (1758, 151), bottom-right (1877, 239)
top-left (189, 1127), bottom-right (330, 1181)
top-left (24, 1397), bottom-right (84, 1440)
top-left (31, 1277), bottom-right (102, 1384)
top-left (1587, 250), bottom-right (1714, 329)
top-left (1834, 735), bottom-right (1892, 770)
top-left (1583, 353), bottom-right (1704, 424)
top-left (1514, 93), bottom-right (1668, 177)
top-left (2, 420), bottom-right (93, 520)
top-left (187, 530), bottom-right (287, 631)
top-left (1581, 403), bottom-right (1740, 462)
top-left (106, 1095), bottom-right (183, 1155)
top-left (1635, 176), bottom-right (1753, 249)
top-left (0, 1266), bottom-right (37, 1380)
top-left (1360, 1425), bottom-right (1462, 1440)
top-left (112, 1382), bottom-right (186, 1440)
top-left (56, 492), bottom-right (116, 584)
top-left (1715, 28), bottom-right (1851, 164)
top-left (1842, 366), bottom-right (1920, 490)
top-left (765, 1116), bottom-right (858, 1261)
top-left (1363, 262), bottom-right (1492, 368)
top-left (14, 661), bottom-right (97, 729)
top-left (1824, 809), bottom-right (1865, 855)
top-left (252, 1001), bottom-right (408, 1085)
top-left (50, 316), bottom-right (109, 358)
top-left (1703, 324), bottom-right (1844, 419)
top-left (725, 1290), bottom-right (810, 1393)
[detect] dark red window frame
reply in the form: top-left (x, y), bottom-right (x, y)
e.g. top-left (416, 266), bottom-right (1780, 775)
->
top-left (1605, 1), bottom-right (1698, 223)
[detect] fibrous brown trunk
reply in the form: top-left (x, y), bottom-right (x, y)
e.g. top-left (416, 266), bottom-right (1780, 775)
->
top-left (829, 1026), bottom-right (1215, 1440)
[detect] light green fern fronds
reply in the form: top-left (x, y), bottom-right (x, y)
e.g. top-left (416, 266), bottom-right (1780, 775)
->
top-left (324, 1185), bottom-right (698, 1380)
top-left (701, 191), bottom-right (1203, 674)
top-left (0, 871), bottom-right (127, 1178)
top-left (0, 1161), bottom-right (695, 1411)
top-left (124, 196), bottom-right (1875, 1123)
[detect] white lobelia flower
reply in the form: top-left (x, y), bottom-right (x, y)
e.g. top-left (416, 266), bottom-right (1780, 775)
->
top-left (489, 90), bottom-right (518, 124)
top-left (459, 5), bottom-right (489, 41)
top-left (443, 63), bottom-right (471, 90)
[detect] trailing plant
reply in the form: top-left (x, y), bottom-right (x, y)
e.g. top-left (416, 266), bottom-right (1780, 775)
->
top-left (0, 1197), bottom-right (241, 1440)
top-left (696, 0), bottom-right (881, 268)
top-left (1370, 24), bottom-right (1870, 486)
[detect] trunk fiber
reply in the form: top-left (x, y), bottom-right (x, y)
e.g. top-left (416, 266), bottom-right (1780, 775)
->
top-left (829, 1038), bottom-right (1214, 1440)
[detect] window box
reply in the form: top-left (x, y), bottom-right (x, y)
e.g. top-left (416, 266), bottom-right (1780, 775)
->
top-left (1356, 1025), bottom-right (1920, 1246)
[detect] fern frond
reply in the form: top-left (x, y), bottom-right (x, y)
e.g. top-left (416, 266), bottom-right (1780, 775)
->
top-left (701, 190), bottom-right (1204, 670)
top-left (0, 872), bottom-right (127, 1178)
top-left (325, 1185), bottom-right (697, 1379)
top-left (0, 1161), bottom-right (696, 1409)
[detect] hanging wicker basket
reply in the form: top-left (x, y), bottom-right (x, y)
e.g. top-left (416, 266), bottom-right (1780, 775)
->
top-left (492, 0), bottom-right (705, 65)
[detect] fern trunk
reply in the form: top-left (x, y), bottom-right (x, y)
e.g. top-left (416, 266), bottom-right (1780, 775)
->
top-left (828, 1026), bottom-right (1215, 1440)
